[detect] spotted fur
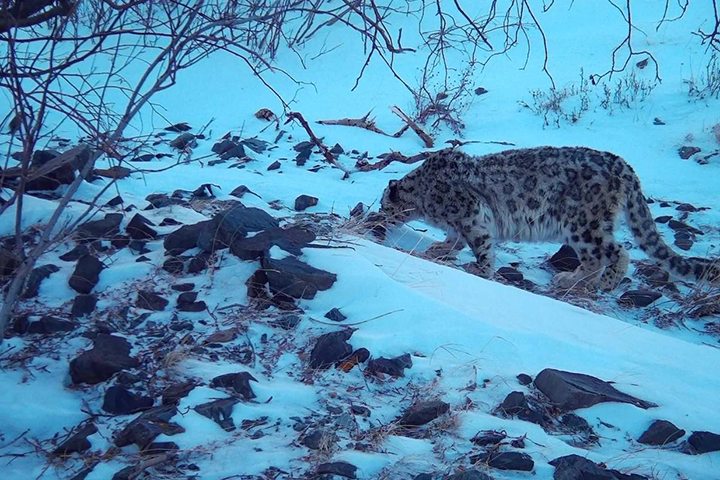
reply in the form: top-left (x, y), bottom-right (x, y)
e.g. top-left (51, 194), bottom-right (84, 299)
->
top-left (379, 146), bottom-right (718, 290)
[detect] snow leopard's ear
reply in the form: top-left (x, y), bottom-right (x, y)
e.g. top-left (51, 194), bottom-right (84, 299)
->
top-left (388, 180), bottom-right (399, 202)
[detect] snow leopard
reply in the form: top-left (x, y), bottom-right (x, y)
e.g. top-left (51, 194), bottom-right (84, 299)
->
top-left (379, 146), bottom-right (718, 290)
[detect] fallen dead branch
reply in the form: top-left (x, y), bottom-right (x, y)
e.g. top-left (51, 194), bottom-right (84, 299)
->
top-left (317, 111), bottom-right (390, 136)
top-left (390, 105), bottom-right (434, 148)
top-left (286, 111), bottom-right (350, 179)
top-left (355, 150), bottom-right (435, 172)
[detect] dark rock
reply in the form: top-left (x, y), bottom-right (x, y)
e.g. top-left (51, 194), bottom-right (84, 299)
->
top-left (162, 256), bottom-right (184, 274)
top-left (16, 315), bottom-right (75, 334)
top-left (475, 87), bottom-right (489, 95)
top-left (399, 400), bottom-right (450, 426)
top-left (171, 283), bottom-right (194, 292)
top-left (317, 462), bottom-right (357, 479)
top-left (110, 234), bottom-right (131, 250)
top-left (76, 213), bottom-right (123, 242)
top-left (309, 330), bottom-right (353, 369)
top-left (197, 203), bottom-right (278, 253)
top-left (161, 382), bottom-right (196, 405)
top-left (212, 139), bottom-right (238, 155)
top-left (270, 313), bottom-right (301, 330)
top-left (350, 202), bottom-right (365, 217)
top-left (497, 267), bottom-right (523, 283)
top-left (128, 240), bottom-right (149, 254)
top-left (294, 194), bottom-right (318, 211)
top-left (194, 397), bottom-right (239, 431)
top-left (674, 235), bottom-right (693, 251)
top-left (70, 334), bottom-right (139, 384)
top-left (53, 423), bottom-right (98, 455)
top-left (517, 373), bottom-right (532, 386)
top-left (170, 132), bottom-right (196, 150)
top-left (142, 442), bottom-right (179, 455)
top-left (446, 470), bottom-right (492, 480)
top-left (678, 146), bottom-right (701, 159)
top-left (472, 451), bottom-right (534, 471)
top-left (499, 391), bottom-right (529, 415)
top-left (654, 215), bottom-right (672, 224)
top-left (619, 290), bottom-right (662, 308)
top-left (165, 122), bottom-right (191, 132)
top-left (676, 203), bottom-right (698, 212)
top-left (116, 371), bottom-right (142, 385)
top-left (242, 138), bottom-right (270, 154)
top-left (145, 193), bottom-right (184, 209)
top-left (71, 294), bottom-right (97, 319)
top-left (68, 255), bottom-right (104, 294)
top-left (325, 307), bottom-right (347, 322)
top-left (267, 160), bottom-right (281, 171)
top-left (177, 291), bottom-right (206, 312)
top-left (59, 244), bottom-right (90, 262)
top-left (668, 219), bottom-right (703, 235)
top-left (550, 245), bottom-right (580, 272)
top-left (22, 264), bottom-right (60, 298)
top-left (351, 405), bottom-right (371, 417)
top-left (187, 252), bottom-right (211, 274)
top-left (230, 226), bottom-right (315, 260)
top-left (330, 143), bottom-right (345, 154)
top-left (471, 430), bottom-right (507, 446)
top-left (688, 431), bottom-right (720, 454)
top-left (102, 386), bottom-right (153, 414)
top-left (130, 154), bottom-right (155, 162)
top-left (549, 454), bottom-right (648, 480)
top-left (126, 214), bottom-right (157, 240)
top-left (302, 429), bottom-right (324, 450)
top-left (534, 368), bottom-right (657, 411)
top-left (25, 149), bottom-right (77, 191)
top-left (367, 354), bottom-right (413, 377)
top-left (115, 404), bottom-right (184, 448)
top-left (0, 248), bottom-right (20, 277)
top-left (229, 185), bottom-right (260, 199)
top-left (262, 256), bottom-right (336, 299)
top-left (164, 220), bottom-right (211, 255)
top-left (159, 218), bottom-right (181, 226)
top-left (136, 291), bottom-right (168, 311)
top-left (637, 420), bottom-right (685, 445)
top-left (560, 413), bottom-right (592, 432)
top-left (653, 118), bottom-right (665, 125)
top-left (210, 372), bottom-right (257, 399)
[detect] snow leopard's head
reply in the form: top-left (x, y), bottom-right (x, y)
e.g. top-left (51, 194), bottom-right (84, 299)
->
top-left (379, 179), bottom-right (419, 225)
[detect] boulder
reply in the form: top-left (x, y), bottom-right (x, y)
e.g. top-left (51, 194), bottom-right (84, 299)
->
top-left (164, 220), bottom-right (211, 255)
top-left (688, 431), bottom-right (720, 454)
top-left (367, 354), bottom-right (413, 377)
top-left (21, 264), bottom-right (60, 298)
top-left (69, 334), bottom-right (139, 384)
top-left (126, 214), bottom-right (158, 240)
top-left (472, 451), bottom-right (534, 471)
top-left (76, 213), bottom-right (123, 242)
top-left (71, 294), bottom-right (97, 319)
top-left (210, 372), bottom-right (258, 399)
top-left (115, 404), bottom-right (184, 448)
top-left (309, 330), bottom-right (353, 369)
top-left (550, 245), bottom-right (580, 272)
top-left (194, 397), bottom-right (239, 431)
top-left (68, 255), bottom-right (104, 294)
top-left (399, 400), bottom-right (450, 426)
top-left (637, 420), bottom-right (685, 445)
top-left (229, 226), bottom-right (315, 260)
top-left (53, 423), bottom-right (98, 456)
top-left (317, 462), bottom-right (357, 479)
top-left (102, 386), bottom-right (153, 414)
top-left (261, 256), bottom-right (336, 299)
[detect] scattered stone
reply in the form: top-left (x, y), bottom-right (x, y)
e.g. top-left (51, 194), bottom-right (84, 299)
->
top-left (53, 423), bottom-right (98, 456)
top-left (255, 108), bottom-right (276, 121)
top-left (471, 430), bottom-right (507, 446)
top-left (211, 372), bottom-right (257, 399)
top-left (126, 214), bottom-right (158, 240)
top-left (14, 315), bottom-right (75, 334)
top-left (230, 226), bottom-right (315, 260)
top-left (170, 132), bottom-right (196, 150)
top-left (0, 248), bottom-right (20, 277)
top-left (653, 117), bottom-right (665, 125)
top-left (164, 220), bottom-right (211, 255)
top-left (654, 215), bottom-right (672, 224)
top-left (135, 290), bottom-right (168, 311)
top-left (475, 87), bottom-right (489, 95)
top-left (517, 373), bottom-right (532, 386)
top-left (165, 122), bottom-right (191, 132)
top-left (550, 245), bottom-right (580, 272)
top-left (678, 146), bottom-right (701, 159)
top-left (350, 202), bottom-right (365, 217)
top-left (115, 404), bottom-right (184, 448)
top-left (25, 149), bottom-right (78, 191)
top-left (446, 470), bottom-right (492, 480)
top-left (76, 213), bottom-right (123, 242)
top-left (676, 203), bottom-right (698, 212)
top-left (688, 431), bottom-right (720, 454)
top-left (21, 264), bottom-right (60, 298)
top-left (619, 290), bottom-right (662, 308)
top-left (130, 154), bottom-right (155, 162)
top-left (270, 313), bottom-right (301, 330)
top-left (637, 420), bottom-right (685, 445)
top-left (399, 400), bottom-right (450, 427)
top-left (187, 252), bottom-right (211, 274)
top-left (325, 307), bottom-right (347, 322)
top-left (60, 244), bottom-right (91, 262)
top-left (668, 219), bottom-right (703, 235)
top-left (674, 235), bottom-right (694, 251)
top-left (69, 255), bottom-right (104, 294)
top-left (70, 334), bottom-right (139, 384)
top-left (534, 368), bottom-right (657, 411)
top-left (262, 256), bottom-right (336, 299)
top-left (194, 397), bottom-right (239, 431)
top-left (110, 234), bottom-right (131, 250)
top-left (367, 354), bottom-right (413, 377)
top-left (499, 391), bottom-right (529, 415)
top-left (317, 462), bottom-right (357, 479)
top-left (161, 382), bottom-right (196, 405)
top-left (294, 194), bottom-right (318, 211)
top-left (302, 429), bottom-right (325, 450)
top-left (162, 256), bottom-right (184, 274)
top-left (72, 294), bottom-right (97, 319)
top-left (351, 405), bottom-right (371, 417)
top-left (330, 143), bottom-right (344, 154)
top-left (116, 371), bottom-right (142, 385)
top-left (142, 442), bottom-right (179, 455)
top-left (560, 413), bottom-right (592, 432)
top-left (549, 454), bottom-right (647, 480)
top-left (241, 137), bottom-right (270, 153)
top-left (159, 218), bottom-right (181, 227)
top-left (171, 283), bottom-right (195, 292)
top-left (497, 266), bottom-right (523, 283)
top-left (102, 386), bottom-right (154, 414)
top-left (309, 330), bottom-right (353, 369)
top-left (229, 185), bottom-right (260, 199)
top-left (177, 291), bottom-right (206, 312)
top-left (145, 193), bottom-right (184, 209)
top-left (660, 201), bottom-right (671, 207)
top-left (197, 203), bottom-right (278, 252)
top-left (267, 160), bottom-right (281, 171)
top-left (472, 451), bottom-right (534, 471)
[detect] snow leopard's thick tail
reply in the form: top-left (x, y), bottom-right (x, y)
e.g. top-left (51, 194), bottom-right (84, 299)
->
top-left (623, 171), bottom-right (719, 284)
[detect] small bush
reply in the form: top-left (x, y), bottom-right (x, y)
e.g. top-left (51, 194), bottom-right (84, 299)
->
top-left (686, 53), bottom-right (720, 99)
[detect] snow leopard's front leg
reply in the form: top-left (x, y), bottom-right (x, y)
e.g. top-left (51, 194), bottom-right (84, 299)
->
top-left (426, 231), bottom-right (466, 259)
top-left (455, 216), bottom-right (495, 278)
